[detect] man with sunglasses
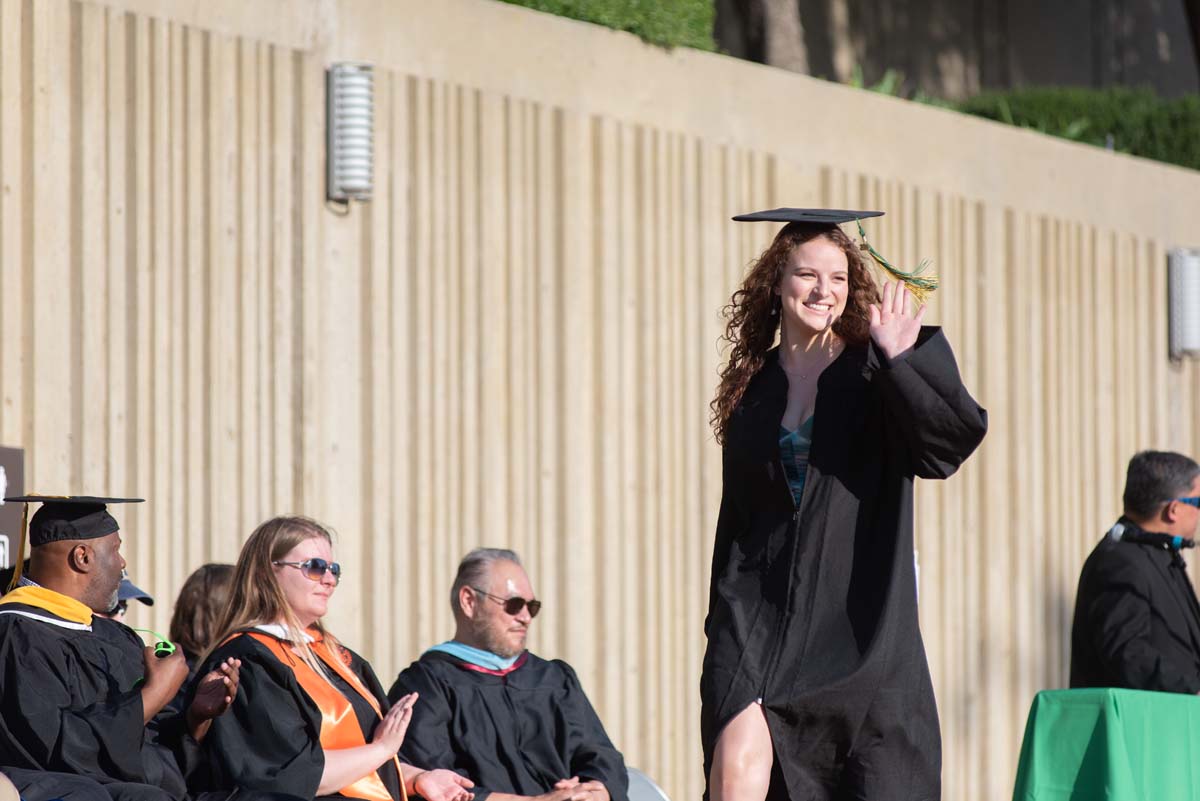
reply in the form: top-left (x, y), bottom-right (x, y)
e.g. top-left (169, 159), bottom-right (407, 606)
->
top-left (388, 548), bottom-right (628, 801)
top-left (1071, 451), bottom-right (1200, 693)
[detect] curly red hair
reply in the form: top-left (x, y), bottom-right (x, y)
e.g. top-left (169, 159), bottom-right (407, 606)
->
top-left (710, 223), bottom-right (880, 446)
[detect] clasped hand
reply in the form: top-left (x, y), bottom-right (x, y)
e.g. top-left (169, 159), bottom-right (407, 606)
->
top-left (546, 776), bottom-right (609, 801)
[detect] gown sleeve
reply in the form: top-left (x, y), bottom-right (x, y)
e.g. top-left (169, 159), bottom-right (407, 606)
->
top-left (389, 664), bottom-right (485, 798)
top-left (1082, 554), bottom-right (1200, 694)
top-left (0, 616), bottom-right (150, 784)
top-left (556, 662), bottom-right (629, 801)
top-left (870, 326), bottom-right (988, 480)
top-left (201, 639), bottom-right (326, 798)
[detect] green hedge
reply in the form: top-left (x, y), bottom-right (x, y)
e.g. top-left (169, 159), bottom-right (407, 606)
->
top-left (956, 87), bottom-right (1200, 171)
top-left (498, 0), bottom-right (716, 51)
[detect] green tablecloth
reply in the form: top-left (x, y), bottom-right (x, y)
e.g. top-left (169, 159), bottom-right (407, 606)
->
top-left (1012, 688), bottom-right (1200, 801)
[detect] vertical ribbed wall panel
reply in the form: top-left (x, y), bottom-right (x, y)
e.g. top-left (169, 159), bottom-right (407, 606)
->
top-left (2, 3), bottom-right (1200, 800)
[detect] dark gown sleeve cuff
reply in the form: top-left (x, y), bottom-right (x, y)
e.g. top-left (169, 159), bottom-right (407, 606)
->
top-left (867, 326), bottom-right (988, 478)
top-left (871, 327), bottom-right (967, 403)
top-left (866, 328), bottom-right (936, 371)
top-left (875, 344), bottom-right (914, 368)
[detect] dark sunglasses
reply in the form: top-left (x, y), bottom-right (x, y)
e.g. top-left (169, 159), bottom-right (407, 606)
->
top-left (471, 587), bottom-right (541, 618)
top-left (273, 558), bottom-right (342, 584)
top-left (1176, 496), bottom-right (1200, 508)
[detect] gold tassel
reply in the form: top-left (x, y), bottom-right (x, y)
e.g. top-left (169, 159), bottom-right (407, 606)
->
top-left (6, 494), bottom-right (73, 594)
top-left (856, 219), bottom-right (939, 305)
top-left (6, 503), bottom-right (29, 593)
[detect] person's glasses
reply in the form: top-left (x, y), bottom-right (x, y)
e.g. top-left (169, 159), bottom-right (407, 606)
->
top-left (273, 558), bottom-right (342, 584)
top-left (1176, 496), bottom-right (1200, 508)
top-left (471, 587), bottom-right (541, 618)
top-left (106, 600), bottom-right (128, 618)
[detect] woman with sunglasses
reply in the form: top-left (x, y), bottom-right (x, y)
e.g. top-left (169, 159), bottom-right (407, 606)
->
top-left (194, 516), bottom-right (475, 801)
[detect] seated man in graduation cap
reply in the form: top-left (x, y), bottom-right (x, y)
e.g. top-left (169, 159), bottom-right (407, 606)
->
top-left (388, 549), bottom-right (628, 801)
top-left (0, 496), bottom-right (254, 801)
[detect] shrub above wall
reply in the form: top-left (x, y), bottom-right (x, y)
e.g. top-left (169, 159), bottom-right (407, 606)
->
top-left (956, 86), bottom-right (1200, 172)
top-left (498, 0), bottom-right (717, 50)
top-left (492, 3), bottom-right (1198, 173)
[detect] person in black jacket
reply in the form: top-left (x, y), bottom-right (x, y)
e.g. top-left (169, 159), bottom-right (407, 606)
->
top-left (703, 210), bottom-right (987, 801)
top-left (1070, 450), bottom-right (1200, 693)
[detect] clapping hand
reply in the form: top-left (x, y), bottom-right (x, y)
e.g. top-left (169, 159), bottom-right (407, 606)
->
top-left (190, 658), bottom-right (242, 720)
top-left (373, 692), bottom-right (418, 754)
top-left (869, 280), bottom-right (925, 361)
top-left (184, 657), bottom-right (242, 740)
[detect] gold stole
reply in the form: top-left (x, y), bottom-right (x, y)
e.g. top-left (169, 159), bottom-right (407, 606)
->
top-left (0, 585), bottom-right (94, 624)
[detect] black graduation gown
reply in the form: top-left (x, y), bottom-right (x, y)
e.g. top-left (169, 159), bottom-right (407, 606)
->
top-left (387, 651), bottom-right (629, 801)
top-left (1069, 519), bottom-right (1200, 693)
top-left (700, 327), bottom-right (987, 801)
top-left (0, 603), bottom-right (190, 801)
top-left (195, 633), bottom-right (403, 801)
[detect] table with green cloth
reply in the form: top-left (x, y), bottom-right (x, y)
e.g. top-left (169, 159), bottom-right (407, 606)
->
top-left (1012, 688), bottom-right (1200, 800)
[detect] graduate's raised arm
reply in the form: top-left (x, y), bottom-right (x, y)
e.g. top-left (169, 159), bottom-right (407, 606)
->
top-left (869, 282), bottom-right (987, 479)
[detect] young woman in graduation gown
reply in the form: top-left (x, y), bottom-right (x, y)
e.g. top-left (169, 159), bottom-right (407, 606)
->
top-left (701, 215), bottom-right (987, 801)
top-left (196, 516), bottom-right (475, 801)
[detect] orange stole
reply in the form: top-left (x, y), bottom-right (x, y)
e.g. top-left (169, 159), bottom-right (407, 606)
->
top-left (245, 631), bottom-right (406, 801)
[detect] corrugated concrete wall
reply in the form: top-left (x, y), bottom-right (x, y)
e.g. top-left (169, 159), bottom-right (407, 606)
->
top-left (2, 1), bottom-right (1199, 799)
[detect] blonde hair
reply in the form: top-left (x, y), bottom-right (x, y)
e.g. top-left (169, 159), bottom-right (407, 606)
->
top-left (205, 515), bottom-right (341, 678)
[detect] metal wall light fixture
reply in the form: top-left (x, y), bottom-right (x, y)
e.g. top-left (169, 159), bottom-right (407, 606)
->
top-left (1168, 248), bottom-right (1200, 360)
top-left (326, 63), bottom-right (375, 205)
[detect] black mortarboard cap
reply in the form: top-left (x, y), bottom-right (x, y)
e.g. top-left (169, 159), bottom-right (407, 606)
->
top-left (731, 208), bottom-right (884, 224)
top-left (3, 496), bottom-right (143, 592)
top-left (731, 206), bottom-right (939, 302)
top-left (5, 496), bottom-right (143, 546)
